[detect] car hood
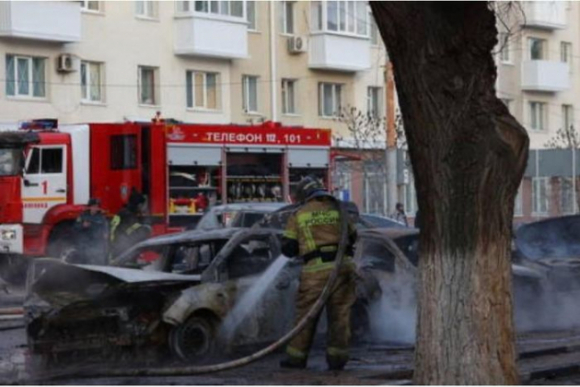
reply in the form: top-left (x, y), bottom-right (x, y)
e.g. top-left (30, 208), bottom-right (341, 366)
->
top-left (73, 264), bottom-right (201, 283)
top-left (26, 259), bottom-right (201, 310)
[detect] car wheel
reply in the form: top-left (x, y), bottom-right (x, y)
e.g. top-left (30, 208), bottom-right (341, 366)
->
top-left (169, 316), bottom-right (217, 362)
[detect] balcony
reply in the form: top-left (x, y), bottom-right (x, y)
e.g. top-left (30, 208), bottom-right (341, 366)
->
top-left (521, 60), bottom-right (570, 92)
top-left (174, 14), bottom-right (248, 59)
top-left (308, 33), bottom-right (371, 72)
top-left (522, 1), bottom-right (566, 30)
top-left (0, 1), bottom-right (81, 43)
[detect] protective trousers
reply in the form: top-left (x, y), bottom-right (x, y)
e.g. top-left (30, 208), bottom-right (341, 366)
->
top-left (286, 261), bottom-right (357, 366)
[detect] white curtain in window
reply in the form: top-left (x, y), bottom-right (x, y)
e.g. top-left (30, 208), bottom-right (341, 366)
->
top-left (17, 58), bottom-right (29, 96)
top-left (206, 73), bottom-right (217, 109)
top-left (89, 63), bottom-right (101, 101)
top-left (32, 58), bottom-right (46, 97)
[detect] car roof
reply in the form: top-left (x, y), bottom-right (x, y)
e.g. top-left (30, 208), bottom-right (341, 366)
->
top-left (359, 227), bottom-right (419, 240)
top-left (115, 228), bottom-right (243, 263)
top-left (208, 202), bottom-right (288, 212)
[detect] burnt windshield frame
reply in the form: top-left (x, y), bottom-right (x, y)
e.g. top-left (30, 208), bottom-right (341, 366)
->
top-left (0, 147), bottom-right (24, 176)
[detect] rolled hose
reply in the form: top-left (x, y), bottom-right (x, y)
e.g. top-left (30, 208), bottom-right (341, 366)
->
top-left (36, 201), bottom-right (351, 381)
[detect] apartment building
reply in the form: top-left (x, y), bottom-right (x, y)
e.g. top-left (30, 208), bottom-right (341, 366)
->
top-left (494, 1), bottom-right (580, 222)
top-left (0, 0), bottom-right (387, 140)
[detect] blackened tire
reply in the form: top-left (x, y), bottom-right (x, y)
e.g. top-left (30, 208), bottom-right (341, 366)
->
top-left (169, 316), bottom-right (218, 362)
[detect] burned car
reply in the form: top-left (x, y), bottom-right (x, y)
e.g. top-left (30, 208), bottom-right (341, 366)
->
top-left (25, 224), bottom-right (419, 367)
top-left (25, 227), bottom-right (297, 366)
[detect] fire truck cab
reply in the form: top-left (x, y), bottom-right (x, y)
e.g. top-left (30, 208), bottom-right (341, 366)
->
top-left (0, 120), bottom-right (331, 268)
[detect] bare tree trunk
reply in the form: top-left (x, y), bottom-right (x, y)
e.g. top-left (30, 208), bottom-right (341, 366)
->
top-left (370, 3), bottom-right (529, 384)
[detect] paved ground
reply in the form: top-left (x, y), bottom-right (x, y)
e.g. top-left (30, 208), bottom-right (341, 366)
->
top-left (2, 285), bottom-right (580, 385)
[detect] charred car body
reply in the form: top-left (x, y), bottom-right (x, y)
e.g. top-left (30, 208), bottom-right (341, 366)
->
top-left (26, 215), bottom-right (559, 367)
top-left (25, 224), bottom-right (417, 367)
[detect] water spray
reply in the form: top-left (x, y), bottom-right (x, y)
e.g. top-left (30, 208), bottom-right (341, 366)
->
top-left (33, 201), bottom-right (350, 382)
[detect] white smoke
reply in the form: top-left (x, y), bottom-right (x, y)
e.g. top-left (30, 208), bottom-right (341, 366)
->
top-left (366, 270), bottom-right (417, 344)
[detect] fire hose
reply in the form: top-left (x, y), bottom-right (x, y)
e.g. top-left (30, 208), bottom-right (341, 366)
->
top-left (37, 201), bottom-right (350, 381)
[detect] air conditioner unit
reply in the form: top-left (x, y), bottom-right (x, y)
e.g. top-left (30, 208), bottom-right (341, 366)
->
top-left (287, 36), bottom-right (307, 54)
top-left (56, 54), bottom-right (76, 73)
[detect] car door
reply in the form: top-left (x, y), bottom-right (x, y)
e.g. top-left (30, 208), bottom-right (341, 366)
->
top-left (206, 230), bottom-right (294, 344)
top-left (22, 145), bottom-right (67, 223)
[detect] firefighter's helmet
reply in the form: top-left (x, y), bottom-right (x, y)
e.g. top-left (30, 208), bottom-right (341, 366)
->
top-left (294, 175), bottom-right (325, 203)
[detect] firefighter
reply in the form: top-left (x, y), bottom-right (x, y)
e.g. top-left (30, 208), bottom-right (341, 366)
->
top-left (280, 175), bottom-right (358, 371)
top-left (73, 198), bottom-right (108, 265)
top-left (109, 188), bottom-right (151, 261)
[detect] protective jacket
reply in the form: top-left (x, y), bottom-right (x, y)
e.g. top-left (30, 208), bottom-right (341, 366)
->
top-left (282, 194), bottom-right (357, 271)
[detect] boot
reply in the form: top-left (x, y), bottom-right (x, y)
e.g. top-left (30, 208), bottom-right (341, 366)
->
top-left (279, 356), bottom-right (307, 369)
top-left (327, 356), bottom-right (347, 371)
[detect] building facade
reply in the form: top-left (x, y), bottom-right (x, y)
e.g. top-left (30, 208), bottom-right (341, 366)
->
top-left (0, 0), bottom-right (387, 140)
top-left (495, 1), bottom-right (580, 222)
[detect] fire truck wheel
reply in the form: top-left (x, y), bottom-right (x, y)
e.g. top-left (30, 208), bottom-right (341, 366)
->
top-left (169, 314), bottom-right (219, 362)
top-left (0, 254), bottom-right (28, 285)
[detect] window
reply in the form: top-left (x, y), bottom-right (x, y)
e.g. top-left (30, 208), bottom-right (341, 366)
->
top-left (246, 1), bottom-right (257, 30)
top-left (363, 172), bottom-right (387, 215)
top-left (242, 75), bottom-right (259, 113)
top-left (529, 101), bottom-right (547, 131)
top-left (370, 13), bottom-right (379, 45)
top-left (138, 66), bottom-right (159, 105)
top-left (5, 55), bottom-right (46, 98)
top-left (41, 148), bottom-right (63, 174)
top-left (561, 41), bottom-right (572, 73)
top-left (561, 41), bottom-right (572, 63)
top-left (110, 135), bottom-right (137, 170)
top-left (193, 1), bottom-right (243, 17)
top-left (318, 82), bottom-right (342, 117)
top-left (311, 1), bottom-right (322, 31)
top-left (186, 71), bottom-right (219, 110)
top-left (281, 1), bottom-right (294, 34)
top-left (326, 1), bottom-right (368, 36)
top-left (560, 177), bottom-right (574, 214)
top-left (532, 177), bottom-right (550, 215)
top-left (529, 37), bottom-right (546, 60)
top-left (81, 1), bottom-right (101, 12)
top-left (80, 61), bottom-right (104, 103)
top-left (25, 147), bottom-right (63, 174)
top-left (499, 32), bottom-right (511, 63)
top-left (135, 0), bottom-right (158, 18)
top-left (514, 182), bottom-right (523, 216)
top-left (281, 79), bottom-right (296, 114)
top-left (563, 104), bottom-right (573, 131)
top-left (367, 87), bottom-right (382, 118)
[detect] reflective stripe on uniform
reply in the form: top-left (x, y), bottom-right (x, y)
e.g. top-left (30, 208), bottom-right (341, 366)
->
top-left (327, 346), bottom-right (349, 358)
top-left (109, 215), bottom-right (121, 242)
top-left (296, 210), bottom-right (340, 252)
top-left (126, 223), bottom-right (142, 235)
top-left (286, 346), bottom-right (307, 359)
top-left (302, 257), bottom-right (354, 273)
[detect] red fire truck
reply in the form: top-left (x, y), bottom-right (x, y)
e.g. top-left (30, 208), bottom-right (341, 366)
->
top-left (0, 120), bottom-right (331, 269)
